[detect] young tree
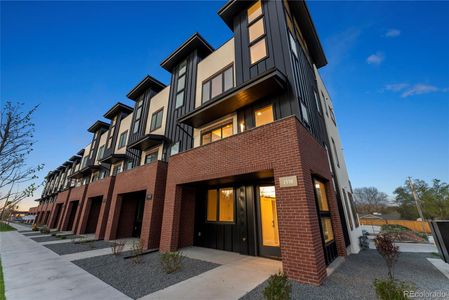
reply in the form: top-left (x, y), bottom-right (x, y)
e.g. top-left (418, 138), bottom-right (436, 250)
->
top-left (0, 102), bottom-right (43, 220)
top-left (394, 179), bottom-right (449, 220)
top-left (353, 187), bottom-right (389, 214)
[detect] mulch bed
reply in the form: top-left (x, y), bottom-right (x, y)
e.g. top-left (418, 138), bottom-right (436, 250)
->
top-left (30, 235), bottom-right (79, 243)
top-left (73, 251), bottom-right (219, 299)
top-left (44, 240), bottom-right (112, 255)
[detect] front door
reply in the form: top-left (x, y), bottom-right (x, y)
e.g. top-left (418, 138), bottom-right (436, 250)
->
top-left (256, 186), bottom-right (281, 258)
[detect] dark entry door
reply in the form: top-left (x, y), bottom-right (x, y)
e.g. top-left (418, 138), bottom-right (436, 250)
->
top-left (51, 204), bottom-right (62, 228)
top-left (256, 186), bottom-right (281, 258)
top-left (67, 201), bottom-right (79, 231)
top-left (132, 197), bottom-right (145, 237)
top-left (85, 197), bottom-right (102, 234)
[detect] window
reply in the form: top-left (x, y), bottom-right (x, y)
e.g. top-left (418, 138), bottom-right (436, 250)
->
top-left (133, 99), bottom-right (143, 133)
top-left (97, 145), bottom-right (105, 161)
top-left (314, 91), bottom-right (321, 114)
top-left (348, 192), bottom-right (359, 228)
top-left (250, 38), bottom-right (267, 64)
top-left (207, 188), bottom-right (235, 223)
top-left (202, 66), bottom-right (234, 103)
top-left (247, 0), bottom-right (262, 23)
top-left (321, 91), bottom-right (329, 116)
top-left (126, 160), bottom-right (134, 170)
top-left (145, 152), bottom-right (158, 164)
top-left (91, 172), bottom-right (99, 183)
top-left (175, 61), bottom-right (187, 109)
top-left (313, 178), bottom-right (335, 244)
top-left (249, 18), bottom-right (264, 43)
top-left (170, 142), bottom-right (179, 156)
top-left (201, 123), bottom-right (233, 145)
top-left (150, 108), bottom-right (163, 132)
top-left (99, 170), bottom-right (106, 180)
top-left (112, 164), bottom-right (122, 176)
top-left (289, 32), bottom-right (298, 58)
top-left (255, 105), bottom-right (274, 127)
top-left (300, 102), bottom-right (309, 125)
top-left (329, 106), bottom-right (337, 125)
top-left (247, 1), bottom-right (267, 65)
top-left (342, 190), bottom-right (354, 230)
top-left (314, 179), bottom-right (330, 212)
top-left (118, 131), bottom-right (128, 149)
top-left (331, 138), bottom-right (340, 168)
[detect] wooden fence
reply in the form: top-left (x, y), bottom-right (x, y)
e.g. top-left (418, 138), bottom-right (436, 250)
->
top-left (359, 218), bottom-right (431, 234)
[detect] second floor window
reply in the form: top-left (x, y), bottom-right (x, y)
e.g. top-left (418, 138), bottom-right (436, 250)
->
top-left (118, 131), bottom-right (128, 149)
top-left (145, 152), bottom-right (158, 164)
top-left (175, 61), bottom-right (187, 109)
top-left (97, 145), bottom-right (105, 161)
top-left (112, 164), bottom-right (122, 176)
top-left (300, 102), bottom-right (310, 126)
top-left (255, 105), bottom-right (274, 127)
top-left (201, 123), bottom-right (233, 145)
top-left (202, 66), bottom-right (234, 103)
top-left (170, 142), bottom-right (180, 156)
top-left (150, 108), bottom-right (164, 131)
top-left (133, 99), bottom-right (143, 134)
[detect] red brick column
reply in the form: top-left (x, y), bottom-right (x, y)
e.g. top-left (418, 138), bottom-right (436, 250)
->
top-left (104, 194), bottom-right (122, 240)
top-left (95, 177), bottom-right (116, 240)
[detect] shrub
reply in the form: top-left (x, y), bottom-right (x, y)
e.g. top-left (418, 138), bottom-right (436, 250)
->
top-left (131, 240), bottom-right (144, 264)
top-left (374, 233), bottom-right (400, 279)
top-left (373, 278), bottom-right (413, 300)
top-left (32, 224), bottom-right (38, 231)
top-left (111, 241), bottom-right (125, 256)
top-left (40, 225), bottom-right (50, 234)
top-left (263, 271), bottom-right (292, 300)
top-left (60, 236), bottom-right (66, 240)
top-left (160, 251), bottom-right (183, 274)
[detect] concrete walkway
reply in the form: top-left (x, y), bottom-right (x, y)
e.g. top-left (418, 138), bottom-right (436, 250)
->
top-left (140, 247), bottom-right (282, 300)
top-left (0, 225), bottom-right (131, 300)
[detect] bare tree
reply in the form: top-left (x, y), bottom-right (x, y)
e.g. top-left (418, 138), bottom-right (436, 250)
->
top-left (0, 101), bottom-right (44, 220)
top-left (353, 187), bottom-right (389, 214)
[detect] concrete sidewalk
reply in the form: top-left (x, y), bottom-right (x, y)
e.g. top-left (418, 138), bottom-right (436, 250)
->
top-left (140, 247), bottom-right (282, 300)
top-left (0, 228), bottom-right (130, 300)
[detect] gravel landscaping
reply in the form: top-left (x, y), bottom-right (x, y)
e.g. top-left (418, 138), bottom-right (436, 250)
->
top-left (241, 250), bottom-right (449, 300)
top-left (30, 235), bottom-right (79, 243)
top-left (45, 240), bottom-right (112, 255)
top-left (73, 251), bottom-right (219, 299)
top-left (22, 232), bottom-right (46, 237)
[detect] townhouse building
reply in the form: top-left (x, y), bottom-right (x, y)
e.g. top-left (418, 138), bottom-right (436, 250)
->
top-left (33, 0), bottom-right (361, 285)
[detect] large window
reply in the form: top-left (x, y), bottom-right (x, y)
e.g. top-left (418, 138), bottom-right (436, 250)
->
top-left (112, 164), bottom-right (122, 176)
top-left (170, 142), bottom-right (180, 156)
top-left (107, 116), bottom-right (116, 148)
top-left (145, 152), bottom-right (158, 164)
top-left (255, 105), bottom-right (274, 127)
top-left (207, 188), bottom-right (234, 223)
top-left (247, 1), bottom-right (267, 64)
top-left (331, 138), bottom-right (340, 168)
top-left (175, 61), bottom-right (187, 109)
top-left (201, 123), bottom-right (233, 145)
top-left (313, 179), bottom-right (335, 244)
top-left (96, 145), bottom-right (105, 161)
top-left (202, 66), bottom-right (234, 103)
top-left (150, 108), bottom-right (163, 131)
top-left (118, 131), bottom-right (128, 149)
top-left (300, 102), bottom-right (310, 126)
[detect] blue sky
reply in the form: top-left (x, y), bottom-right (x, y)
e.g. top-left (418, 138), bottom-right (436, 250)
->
top-left (1, 1), bottom-right (448, 210)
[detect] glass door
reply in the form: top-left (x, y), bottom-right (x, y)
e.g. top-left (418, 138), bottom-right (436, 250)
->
top-left (257, 186), bottom-right (281, 258)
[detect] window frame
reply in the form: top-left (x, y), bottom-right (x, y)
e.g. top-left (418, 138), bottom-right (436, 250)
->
top-left (150, 108), bottom-right (164, 132)
top-left (254, 104), bottom-right (274, 127)
top-left (312, 177), bottom-right (335, 245)
top-left (175, 60), bottom-right (187, 109)
top-left (247, 2), bottom-right (268, 65)
top-left (96, 145), bottom-right (105, 161)
top-left (206, 187), bottom-right (236, 224)
top-left (118, 130), bottom-right (128, 149)
top-left (201, 65), bottom-right (234, 104)
top-left (170, 141), bottom-right (180, 156)
top-left (144, 151), bottom-right (158, 164)
top-left (133, 99), bottom-right (144, 134)
top-left (201, 122), bottom-right (233, 146)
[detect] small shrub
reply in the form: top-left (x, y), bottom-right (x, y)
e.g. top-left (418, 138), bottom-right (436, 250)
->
top-left (263, 271), bottom-right (292, 300)
top-left (131, 240), bottom-right (144, 264)
top-left (111, 241), bottom-right (125, 256)
top-left (40, 225), bottom-right (50, 234)
top-left (373, 278), bottom-right (413, 300)
top-left (51, 232), bottom-right (58, 236)
top-left (60, 235), bottom-right (66, 240)
top-left (160, 251), bottom-right (184, 274)
top-left (374, 233), bottom-right (400, 280)
top-left (32, 224), bottom-right (38, 231)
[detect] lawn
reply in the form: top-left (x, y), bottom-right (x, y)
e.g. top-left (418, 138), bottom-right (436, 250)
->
top-left (0, 222), bottom-right (16, 232)
top-left (0, 259), bottom-right (5, 300)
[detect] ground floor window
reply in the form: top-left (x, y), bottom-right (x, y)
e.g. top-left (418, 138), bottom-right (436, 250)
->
top-left (206, 188), bottom-right (235, 223)
top-left (314, 178), bottom-right (335, 244)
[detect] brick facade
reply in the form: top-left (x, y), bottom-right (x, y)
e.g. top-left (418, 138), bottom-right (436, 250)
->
top-left (60, 185), bottom-right (88, 231)
top-left (159, 116), bottom-right (346, 285)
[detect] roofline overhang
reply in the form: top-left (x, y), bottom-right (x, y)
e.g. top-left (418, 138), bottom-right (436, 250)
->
top-left (127, 75), bottom-right (166, 101)
top-left (103, 102), bottom-right (134, 119)
top-left (127, 134), bottom-right (168, 151)
top-left (160, 33), bottom-right (214, 72)
top-left (88, 120), bottom-right (110, 133)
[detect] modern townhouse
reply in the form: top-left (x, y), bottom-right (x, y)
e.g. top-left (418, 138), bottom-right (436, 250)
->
top-left (33, 0), bottom-right (361, 285)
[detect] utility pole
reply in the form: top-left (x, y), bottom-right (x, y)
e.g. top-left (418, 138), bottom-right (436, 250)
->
top-left (407, 177), bottom-right (427, 235)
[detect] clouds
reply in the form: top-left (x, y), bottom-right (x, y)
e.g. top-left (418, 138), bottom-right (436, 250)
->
top-left (367, 52), bottom-right (385, 65)
top-left (384, 83), bottom-right (448, 97)
top-left (385, 29), bottom-right (401, 38)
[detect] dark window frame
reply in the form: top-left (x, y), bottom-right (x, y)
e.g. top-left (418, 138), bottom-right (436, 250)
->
top-left (150, 108), bottom-right (164, 132)
top-left (312, 177), bottom-right (335, 245)
top-left (118, 130), bottom-right (128, 149)
top-left (175, 60), bottom-right (187, 109)
top-left (144, 151), bottom-right (158, 164)
top-left (201, 65), bottom-right (234, 103)
top-left (133, 99), bottom-right (144, 134)
top-left (205, 187), bottom-right (236, 224)
top-left (201, 122), bottom-right (233, 146)
top-left (247, 2), bottom-right (268, 65)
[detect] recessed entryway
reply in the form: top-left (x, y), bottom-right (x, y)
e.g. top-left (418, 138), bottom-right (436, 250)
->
top-left (66, 201), bottom-right (79, 231)
top-left (85, 196), bottom-right (103, 234)
top-left (116, 191), bottom-right (146, 239)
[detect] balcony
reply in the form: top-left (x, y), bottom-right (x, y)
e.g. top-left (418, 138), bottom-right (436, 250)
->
top-left (178, 68), bottom-right (287, 128)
